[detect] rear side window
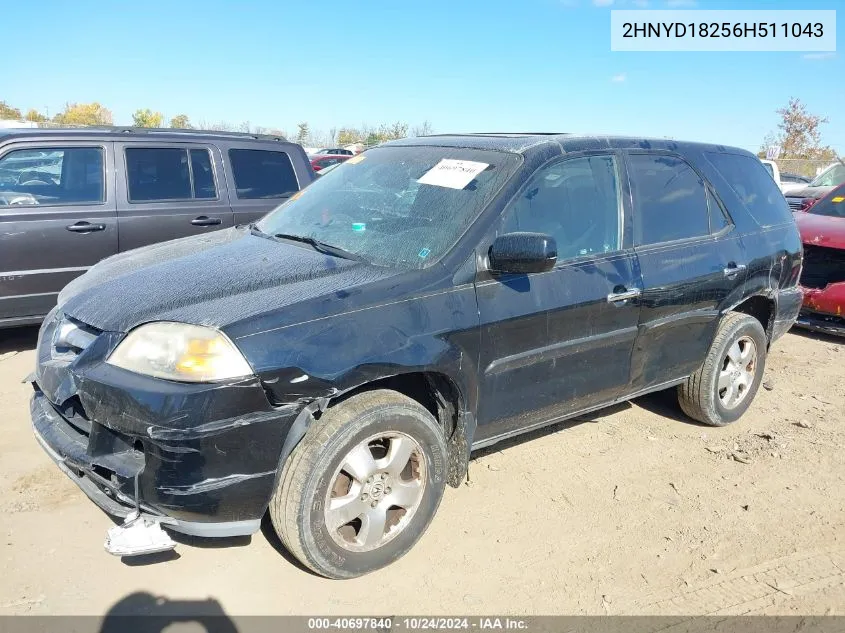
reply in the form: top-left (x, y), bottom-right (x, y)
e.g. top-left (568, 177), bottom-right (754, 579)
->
top-left (229, 149), bottom-right (298, 199)
top-left (126, 147), bottom-right (217, 202)
top-left (0, 147), bottom-right (104, 206)
top-left (704, 152), bottom-right (792, 227)
top-left (190, 149), bottom-right (216, 199)
top-left (628, 154), bottom-right (710, 246)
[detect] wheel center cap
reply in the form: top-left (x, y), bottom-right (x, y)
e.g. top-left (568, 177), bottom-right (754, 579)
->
top-left (370, 481), bottom-right (385, 499)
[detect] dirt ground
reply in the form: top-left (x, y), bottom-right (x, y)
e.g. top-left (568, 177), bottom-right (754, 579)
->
top-left (1, 325), bottom-right (843, 617)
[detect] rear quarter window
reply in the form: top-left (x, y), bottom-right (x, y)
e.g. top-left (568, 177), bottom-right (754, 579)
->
top-left (229, 148), bottom-right (299, 199)
top-left (704, 152), bottom-right (792, 227)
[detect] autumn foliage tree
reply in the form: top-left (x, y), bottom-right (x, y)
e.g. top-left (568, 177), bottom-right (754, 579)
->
top-left (761, 97), bottom-right (835, 161)
top-left (25, 109), bottom-right (48, 123)
top-left (132, 108), bottom-right (164, 128)
top-left (0, 101), bottom-right (22, 120)
top-left (169, 114), bottom-right (192, 129)
top-left (53, 102), bottom-right (113, 126)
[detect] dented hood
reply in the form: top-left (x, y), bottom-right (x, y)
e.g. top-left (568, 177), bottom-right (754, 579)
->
top-left (794, 212), bottom-right (845, 249)
top-left (57, 227), bottom-right (396, 333)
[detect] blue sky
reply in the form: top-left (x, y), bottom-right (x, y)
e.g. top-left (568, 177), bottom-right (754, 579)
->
top-left (3, 0), bottom-right (843, 153)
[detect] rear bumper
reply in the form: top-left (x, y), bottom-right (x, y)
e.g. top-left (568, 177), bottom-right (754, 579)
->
top-left (771, 286), bottom-right (803, 342)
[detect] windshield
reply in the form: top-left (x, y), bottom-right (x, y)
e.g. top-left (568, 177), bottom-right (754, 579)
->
top-left (257, 145), bottom-right (521, 269)
top-left (809, 163), bottom-right (845, 188)
top-left (808, 187), bottom-right (845, 218)
top-left (762, 162), bottom-right (774, 178)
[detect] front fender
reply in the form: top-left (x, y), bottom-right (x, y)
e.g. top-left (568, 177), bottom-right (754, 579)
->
top-left (231, 283), bottom-right (481, 427)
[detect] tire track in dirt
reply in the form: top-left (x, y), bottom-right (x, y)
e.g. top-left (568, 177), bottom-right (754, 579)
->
top-left (629, 548), bottom-right (845, 616)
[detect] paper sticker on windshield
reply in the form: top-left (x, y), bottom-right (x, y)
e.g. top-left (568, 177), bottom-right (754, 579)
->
top-left (417, 159), bottom-right (489, 190)
top-left (418, 248), bottom-right (431, 259)
top-left (347, 154), bottom-right (366, 165)
top-left (832, 196), bottom-right (845, 203)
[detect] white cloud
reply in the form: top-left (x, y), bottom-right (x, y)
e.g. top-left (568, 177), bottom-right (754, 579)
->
top-left (803, 52), bottom-right (836, 60)
top-left (611, 73), bottom-right (627, 82)
top-left (666, 0), bottom-right (697, 7)
top-left (593, 0), bottom-right (614, 5)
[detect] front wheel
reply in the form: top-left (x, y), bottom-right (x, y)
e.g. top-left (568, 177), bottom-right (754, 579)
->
top-left (678, 312), bottom-right (768, 427)
top-left (269, 389), bottom-right (447, 579)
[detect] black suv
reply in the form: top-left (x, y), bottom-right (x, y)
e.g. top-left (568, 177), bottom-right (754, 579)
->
top-left (29, 134), bottom-right (802, 578)
top-left (0, 127), bottom-right (315, 328)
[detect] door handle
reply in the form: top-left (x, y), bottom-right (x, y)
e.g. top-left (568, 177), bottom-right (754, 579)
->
top-left (723, 263), bottom-right (747, 277)
top-left (66, 221), bottom-right (106, 233)
top-left (191, 216), bottom-right (222, 226)
top-left (607, 287), bottom-right (641, 303)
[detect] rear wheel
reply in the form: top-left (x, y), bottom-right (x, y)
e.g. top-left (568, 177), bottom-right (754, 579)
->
top-left (678, 312), bottom-right (767, 426)
top-left (269, 389), bottom-right (447, 578)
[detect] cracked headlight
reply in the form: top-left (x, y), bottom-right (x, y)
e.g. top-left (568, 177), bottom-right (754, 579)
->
top-left (106, 322), bottom-right (253, 382)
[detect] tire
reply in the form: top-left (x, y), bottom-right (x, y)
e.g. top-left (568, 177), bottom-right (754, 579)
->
top-left (269, 389), bottom-right (448, 579)
top-left (678, 312), bottom-right (768, 427)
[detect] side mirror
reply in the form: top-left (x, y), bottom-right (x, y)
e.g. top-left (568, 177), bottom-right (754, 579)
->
top-left (489, 232), bottom-right (557, 274)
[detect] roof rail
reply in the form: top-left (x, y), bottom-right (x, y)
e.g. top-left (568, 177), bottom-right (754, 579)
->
top-left (47, 125), bottom-right (289, 142)
top-left (420, 132), bottom-right (567, 138)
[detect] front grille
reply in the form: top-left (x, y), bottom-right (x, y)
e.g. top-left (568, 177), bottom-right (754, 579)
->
top-left (787, 198), bottom-right (804, 210)
top-left (800, 244), bottom-right (845, 289)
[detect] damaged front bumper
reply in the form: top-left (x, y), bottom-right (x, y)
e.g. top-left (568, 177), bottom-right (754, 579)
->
top-left (795, 282), bottom-right (845, 337)
top-left (794, 241), bottom-right (845, 337)
top-left (30, 312), bottom-right (303, 538)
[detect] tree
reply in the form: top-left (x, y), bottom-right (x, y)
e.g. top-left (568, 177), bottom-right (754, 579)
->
top-left (0, 101), bottom-right (22, 120)
top-left (381, 121), bottom-right (408, 140)
top-left (411, 120), bottom-right (434, 137)
top-left (328, 127), bottom-right (338, 144)
top-left (25, 109), bottom-right (48, 123)
top-left (170, 114), bottom-right (192, 129)
top-left (763, 97), bottom-right (834, 160)
top-left (296, 122), bottom-right (310, 144)
top-left (132, 108), bottom-right (164, 128)
top-left (365, 131), bottom-right (381, 146)
top-left (337, 128), bottom-right (361, 145)
top-left (53, 102), bottom-right (113, 126)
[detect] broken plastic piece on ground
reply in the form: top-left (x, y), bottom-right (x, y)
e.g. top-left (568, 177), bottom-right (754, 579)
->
top-left (104, 511), bottom-right (176, 557)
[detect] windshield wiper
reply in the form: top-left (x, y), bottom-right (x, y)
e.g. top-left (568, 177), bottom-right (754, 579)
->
top-left (273, 233), bottom-right (364, 261)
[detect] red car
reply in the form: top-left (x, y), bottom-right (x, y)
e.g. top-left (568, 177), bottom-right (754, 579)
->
top-left (793, 182), bottom-right (845, 336)
top-left (310, 154), bottom-right (350, 172)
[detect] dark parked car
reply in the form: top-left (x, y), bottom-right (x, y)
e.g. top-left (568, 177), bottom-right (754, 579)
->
top-left (0, 127), bottom-right (315, 328)
top-left (29, 134), bottom-right (802, 578)
top-left (313, 147), bottom-right (354, 156)
top-left (313, 161), bottom-right (344, 177)
top-left (310, 154), bottom-right (351, 171)
top-left (785, 162), bottom-right (845, 211)
top-left (781, 172), bottom-right (811, 186)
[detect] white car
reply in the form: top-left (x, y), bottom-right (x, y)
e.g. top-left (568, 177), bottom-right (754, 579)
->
top-left (760, 159), bottom-right (811, 194)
